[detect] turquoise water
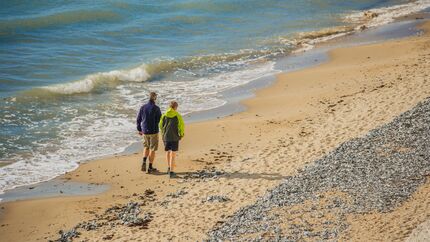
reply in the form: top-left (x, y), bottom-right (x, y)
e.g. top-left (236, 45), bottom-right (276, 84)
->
top-left (0, 0), bottom-right (408, 96)
top-left (0, 0), bottom-right (428, 194)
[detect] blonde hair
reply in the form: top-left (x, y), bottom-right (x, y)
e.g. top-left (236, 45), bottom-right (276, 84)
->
top-left (170, 101), bottom-right (178, 109)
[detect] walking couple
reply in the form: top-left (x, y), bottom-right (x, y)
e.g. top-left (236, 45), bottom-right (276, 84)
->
top-left (136, 92), bottom-right (185, 178)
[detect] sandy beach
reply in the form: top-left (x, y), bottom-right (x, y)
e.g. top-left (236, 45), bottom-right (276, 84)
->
top-left (1, 19), bottom-right (430, 242)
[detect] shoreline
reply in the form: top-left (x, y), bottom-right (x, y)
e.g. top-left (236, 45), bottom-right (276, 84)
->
top-left (1, 7), bottom-right (430, 196)
top-left (1, 17), bottom-right (430, 242)
top-left (0, 15), bottom-right (424, 201)
top-left (120, 14), bottom-right (428, 158)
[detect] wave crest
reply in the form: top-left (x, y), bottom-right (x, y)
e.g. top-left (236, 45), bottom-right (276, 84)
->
top-left (278, 0), bottom-right (430, 53)
top-left (344, 0), bottom-right (430, 28)
top-left (20, 0), bottom-right (430, 97)
top-left (38, 64), bottom-right (150, 95)
top-left (28, 49), bottom-right (288, 96)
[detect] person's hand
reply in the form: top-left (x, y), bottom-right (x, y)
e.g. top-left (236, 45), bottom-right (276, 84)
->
top-left (138, 131), bottom-right (143, 136)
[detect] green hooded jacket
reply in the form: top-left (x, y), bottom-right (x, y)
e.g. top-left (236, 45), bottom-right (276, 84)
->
top-left (159, 108), bottom-right (185, 142)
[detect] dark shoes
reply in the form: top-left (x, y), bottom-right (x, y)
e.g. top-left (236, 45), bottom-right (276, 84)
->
top-left (147, 167), bottom-right (158, 174)
top-left (141, 160), bottom-right (157, 174)
top-left (169, 171), bottom-right (177, 178)
top-left (167, 167), bottom-right (177, 178)
top-left (141, 161), bottom-right (146, 172)
top-left (144, 163), bottom-right (174, 177)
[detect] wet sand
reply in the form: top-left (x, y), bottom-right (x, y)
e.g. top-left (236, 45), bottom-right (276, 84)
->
top-left (0, 179), bottom-right (109, 203)
top-left (0, 21), bottom-right (429, 242)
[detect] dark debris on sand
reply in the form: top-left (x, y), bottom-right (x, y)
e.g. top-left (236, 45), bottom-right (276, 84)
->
top-left (182, 167), bottom-right (225, 181)
top-left (51, 189), bottom-right (156, 242)
top-left (207, 98), bottom-right (430, 241)
top-left (204, 195), bottom-right (231, 203)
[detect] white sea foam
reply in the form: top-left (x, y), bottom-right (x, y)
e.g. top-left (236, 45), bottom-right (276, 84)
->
top-left (292, 32), bottom-right (353, 54)
top-left (120, 61), bottom-right (279, 115)
top-left (41, 64), bottom-right (150, 95)
top-left (0, 112), bottom-right (136, 194)
top-left (0, 61), bottom-right (278, 195)
top-left (2, 0), bottom-right (429, 196)
top-left (345, 0), bottom-right (430, 28)
top-left (292, 0), bottom-right (430, 54)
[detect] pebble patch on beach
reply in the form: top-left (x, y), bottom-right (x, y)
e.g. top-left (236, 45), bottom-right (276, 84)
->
top-left (51, 189), bottom-right (156, 242)
top-left (207, 97), bottom-right (430, 241)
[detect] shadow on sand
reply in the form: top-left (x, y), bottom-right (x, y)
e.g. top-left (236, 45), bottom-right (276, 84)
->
top-left (148, 170), bottom-right (287, 181)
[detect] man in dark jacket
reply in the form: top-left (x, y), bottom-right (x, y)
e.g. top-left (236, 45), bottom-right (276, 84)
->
top-left (136, 92), bottom-right (162, 173)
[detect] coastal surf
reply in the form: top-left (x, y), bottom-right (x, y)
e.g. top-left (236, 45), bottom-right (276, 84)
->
top-left (1, 0), bottom-right (430, 195)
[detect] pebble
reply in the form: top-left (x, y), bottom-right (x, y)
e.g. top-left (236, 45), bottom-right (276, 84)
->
top-left (207, 98), bottom-right (430, 241)
top-left (53, 190), bottom-right (157, 241)
top-left (102, 233), bottom-right (114, 240)
top-left (50, 229), bottom-right (81, 242)
top-left (204, 195), bottom-right (231, 203)
top-left (182, 167), bottom-right (225, 181)
top-left (167, 189), bottom-right (188, 199)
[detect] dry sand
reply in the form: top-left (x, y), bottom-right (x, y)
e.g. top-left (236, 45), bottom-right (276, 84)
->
top-left (0, 21), bottom-right (429, 242)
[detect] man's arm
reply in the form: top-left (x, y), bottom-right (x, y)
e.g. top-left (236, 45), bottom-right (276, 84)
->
top-left (156, 107), bottom-right (162, 124)
top-left (136, 107), bottom-right (143, 132)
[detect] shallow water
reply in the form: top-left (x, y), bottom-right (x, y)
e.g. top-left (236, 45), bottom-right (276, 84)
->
top-left (1, 0), bottom-right (429, 194)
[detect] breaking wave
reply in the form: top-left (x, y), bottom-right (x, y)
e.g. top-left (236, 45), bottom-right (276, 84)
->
top-left (345, 0), bottom-right (430, 28)
top-left (25, 64), bottom-right (150, 96)
top-left (23, 0), bottom-right (430, 97)
top-left (24, 48), bottom-right (292, 96)
top-left (278, 0), bottom-right (430, 53)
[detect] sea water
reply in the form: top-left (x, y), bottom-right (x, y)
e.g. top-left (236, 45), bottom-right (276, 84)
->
top-left (1, 0), bottom-right (429, 194)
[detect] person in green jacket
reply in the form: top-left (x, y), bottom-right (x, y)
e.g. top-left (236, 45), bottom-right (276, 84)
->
top-left (159, 101), bottom-right (184, 178)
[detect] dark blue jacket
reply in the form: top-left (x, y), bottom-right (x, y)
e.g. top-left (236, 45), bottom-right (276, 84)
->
top-left (136, 101), bottom-right (162, 134)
